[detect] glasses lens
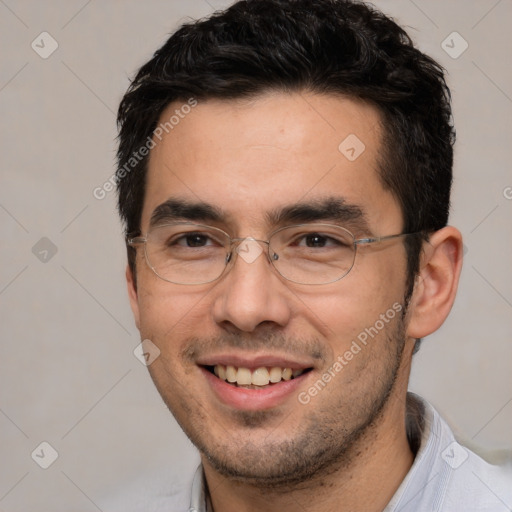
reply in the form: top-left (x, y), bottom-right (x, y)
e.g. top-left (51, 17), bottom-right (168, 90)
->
top-left (269, 224), bottom-right (356, 284)
top-left (145, 224), bottom-right (230, 284)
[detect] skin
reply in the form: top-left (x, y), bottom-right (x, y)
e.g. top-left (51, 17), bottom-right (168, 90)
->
top-left (126, 92), bottom-right (463, 512)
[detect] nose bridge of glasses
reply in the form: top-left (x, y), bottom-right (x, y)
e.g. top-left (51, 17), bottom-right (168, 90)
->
top-left (229, 237), bottom-right (271, 265)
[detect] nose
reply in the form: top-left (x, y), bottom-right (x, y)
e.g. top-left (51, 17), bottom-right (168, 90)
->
top-left (211, 238), bottom-right (292, 333)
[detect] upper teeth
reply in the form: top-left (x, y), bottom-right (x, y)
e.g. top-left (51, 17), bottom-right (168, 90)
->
top-left (213, 365), bottom-right (304, 386)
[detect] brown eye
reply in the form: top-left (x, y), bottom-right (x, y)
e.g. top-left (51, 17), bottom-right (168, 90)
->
top-left (304, 234), bottom-right (328, 247)
top-left (181, 233), bottom-right (210, 247)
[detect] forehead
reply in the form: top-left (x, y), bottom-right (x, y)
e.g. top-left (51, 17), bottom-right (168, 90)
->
top-left (142, 92), bottom-right (402, 234)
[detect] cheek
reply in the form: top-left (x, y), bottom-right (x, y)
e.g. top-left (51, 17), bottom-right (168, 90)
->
top-left (296, 247), bottom-right (407, 344)
top-left (135, 276), bottom-right (215, 349)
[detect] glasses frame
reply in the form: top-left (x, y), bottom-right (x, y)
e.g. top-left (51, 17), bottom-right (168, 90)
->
top-left (127, 222), bottom-right (423, 285)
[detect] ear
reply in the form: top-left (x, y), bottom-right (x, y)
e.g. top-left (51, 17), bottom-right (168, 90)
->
top-left (406, 226), bottom-right (463, 339)
top-left (126, 264), bottom-right (141, 330)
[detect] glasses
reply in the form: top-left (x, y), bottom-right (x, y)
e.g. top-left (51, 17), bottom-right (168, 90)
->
top-left (127, 222), bottom-right (420, 286)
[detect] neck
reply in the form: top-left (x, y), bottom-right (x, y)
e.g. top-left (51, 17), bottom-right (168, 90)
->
top-left (203, 389), bottom-right (415, 512)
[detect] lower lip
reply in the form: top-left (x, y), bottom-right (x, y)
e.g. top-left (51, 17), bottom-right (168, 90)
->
top-left (201, 367), bottom-right (309, 411)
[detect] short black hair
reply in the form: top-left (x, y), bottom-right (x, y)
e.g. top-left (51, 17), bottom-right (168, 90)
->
top-left (116, 0), bottom-right (455, 301)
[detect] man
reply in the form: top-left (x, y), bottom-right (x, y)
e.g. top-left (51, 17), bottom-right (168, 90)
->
top-left (115, 0), bottom-right (511, 510)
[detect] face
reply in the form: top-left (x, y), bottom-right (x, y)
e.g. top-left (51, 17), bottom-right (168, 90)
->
top-left (127, 92), bottom-right (416, 486)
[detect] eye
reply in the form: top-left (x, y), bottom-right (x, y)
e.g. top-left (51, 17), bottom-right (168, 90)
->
top-left (302, 233), bottom-right (329, 248)
top-left (296, 233), bottom-right (344, 248)
top-left (173, 232), bottom-right (216, 248)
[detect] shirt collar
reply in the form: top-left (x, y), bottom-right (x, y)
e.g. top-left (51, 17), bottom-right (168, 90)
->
top-left (189, 465), bottom-right (210, 512)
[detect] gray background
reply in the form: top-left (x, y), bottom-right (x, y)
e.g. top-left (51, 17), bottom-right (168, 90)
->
top-left (1, 0), bottom-right (511, 510)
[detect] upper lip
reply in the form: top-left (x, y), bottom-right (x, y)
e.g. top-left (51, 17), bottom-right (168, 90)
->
top-left (196, 353), bottom-right (316, 370)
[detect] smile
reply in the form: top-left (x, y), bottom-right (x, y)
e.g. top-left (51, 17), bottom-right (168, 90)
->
top-left (199, 357), bottom-right (315, 410)
top-left (206, 364), bottom-right (310, 388)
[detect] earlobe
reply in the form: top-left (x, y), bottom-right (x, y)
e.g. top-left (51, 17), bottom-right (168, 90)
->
top-left (406, 226), bottom-right (463, 339)
top-left (126, 264), bottom-right (141, 330)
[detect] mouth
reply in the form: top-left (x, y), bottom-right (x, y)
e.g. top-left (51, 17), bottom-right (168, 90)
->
top-left (204, 364), bottom-right (313, 389)
top-left (197, 355), bottom-right (316, 410)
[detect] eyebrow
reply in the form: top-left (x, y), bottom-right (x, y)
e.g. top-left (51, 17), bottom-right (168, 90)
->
top-left (150, 198), bottom-right (224, 228)
top-left (265, 198), bottom-right (370, 233)
top-left (149, 196), bottom-right (371, 234)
